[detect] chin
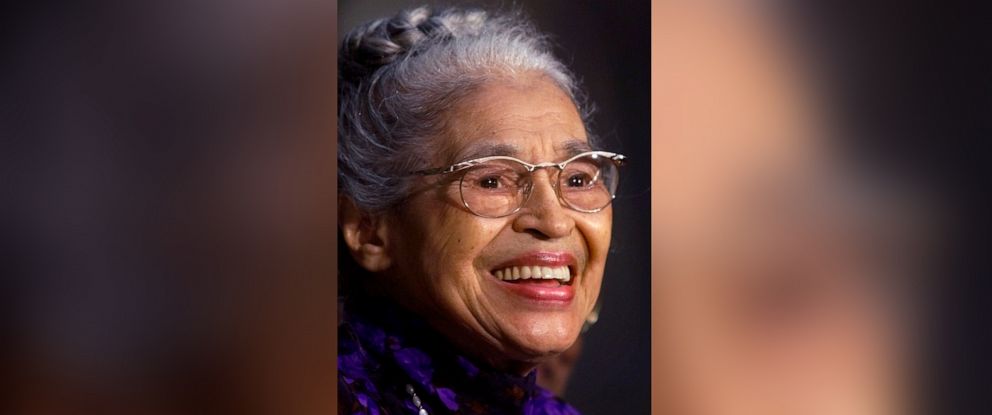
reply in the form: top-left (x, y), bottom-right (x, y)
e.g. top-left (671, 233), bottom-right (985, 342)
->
top-left (503, 314), bottom-right (582, 360)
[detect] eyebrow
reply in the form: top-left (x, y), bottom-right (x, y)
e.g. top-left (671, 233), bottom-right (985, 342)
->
top-left (456, 142), bottom-right (520, 161)
top-left (559, 139), bottom-right (593, 157)
top-left (454, 138), bottom-right (593, 163)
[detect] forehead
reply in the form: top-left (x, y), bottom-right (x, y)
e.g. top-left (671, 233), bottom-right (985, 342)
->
top-left (438, 74), bottom-right (589, 163)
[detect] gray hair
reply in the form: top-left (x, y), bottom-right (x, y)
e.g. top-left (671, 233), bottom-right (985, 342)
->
top-left (338, 5), bottom-right (593, 212)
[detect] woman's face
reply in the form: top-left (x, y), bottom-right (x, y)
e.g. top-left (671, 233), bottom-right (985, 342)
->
top-left (381, 74), bottom-right (612, 373)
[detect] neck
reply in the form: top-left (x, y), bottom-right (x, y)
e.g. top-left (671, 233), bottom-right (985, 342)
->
top-left (420, 314), bottom-right (541, 378)
top-left (346, 292), bottom-right (543, 378)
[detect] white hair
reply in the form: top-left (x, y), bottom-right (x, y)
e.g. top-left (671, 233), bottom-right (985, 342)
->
top-left (338, 5), bottom-right (593, 212)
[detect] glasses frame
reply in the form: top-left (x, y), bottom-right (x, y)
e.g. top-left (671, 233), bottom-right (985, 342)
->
top-left (409, 150), bottom-right (627, 218)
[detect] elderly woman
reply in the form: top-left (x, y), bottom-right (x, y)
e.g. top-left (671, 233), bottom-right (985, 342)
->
top-left (337, 5), bottom-right (624, 415)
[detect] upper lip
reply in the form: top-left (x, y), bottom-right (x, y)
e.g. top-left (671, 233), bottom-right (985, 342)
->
top-left (490, 251), bottom-right (578, 274)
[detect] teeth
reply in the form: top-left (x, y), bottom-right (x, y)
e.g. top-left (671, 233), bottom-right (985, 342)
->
top-left (492, 265), bottom-right (572, 283)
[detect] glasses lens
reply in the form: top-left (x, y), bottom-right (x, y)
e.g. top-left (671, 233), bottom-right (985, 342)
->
top-left (460, 160), bottom-right (528, 217)
top-left (559, 154), bottom-right (619, 212)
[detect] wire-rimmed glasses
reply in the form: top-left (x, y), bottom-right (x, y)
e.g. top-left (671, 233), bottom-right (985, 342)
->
top-left (409, 151), bottom-right (626, 218)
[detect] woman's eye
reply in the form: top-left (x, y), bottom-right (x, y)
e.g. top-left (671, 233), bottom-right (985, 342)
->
top-left (567, 174), bottom-right (592, 187)
top-left (479, 176), bottom-right (501, 189)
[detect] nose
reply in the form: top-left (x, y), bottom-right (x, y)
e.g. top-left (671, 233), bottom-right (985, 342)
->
top-left (511, 170), bottom-right (575, 239)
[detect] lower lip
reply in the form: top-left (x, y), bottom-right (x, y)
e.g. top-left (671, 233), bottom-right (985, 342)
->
top-left (492, 278), bottom-right (575, 304)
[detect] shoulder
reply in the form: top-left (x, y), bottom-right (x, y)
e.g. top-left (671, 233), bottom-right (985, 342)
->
top-left (338, 321), bottom-right (417, 414)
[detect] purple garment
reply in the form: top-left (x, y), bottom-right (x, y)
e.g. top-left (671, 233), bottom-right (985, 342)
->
top-left (338, 299), bottom-right (582, 415)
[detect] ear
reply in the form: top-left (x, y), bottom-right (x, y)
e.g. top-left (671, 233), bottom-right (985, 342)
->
top-left (339, 196), bottom-right (393, 273)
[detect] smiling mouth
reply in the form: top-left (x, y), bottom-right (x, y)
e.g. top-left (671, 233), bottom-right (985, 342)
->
top-left (492, 265), bottom-right (574, 286)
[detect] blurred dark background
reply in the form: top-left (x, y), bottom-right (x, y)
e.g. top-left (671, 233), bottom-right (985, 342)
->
top-left (2, 1), bottom-right (340, 414)
top-left (785, 2), bottom-right (991, 414)
top-left (338, 1), bottom-right (653, 414)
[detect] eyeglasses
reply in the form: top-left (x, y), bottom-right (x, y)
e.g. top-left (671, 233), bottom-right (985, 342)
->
top-left (409, 151), bottom-right (626, 218)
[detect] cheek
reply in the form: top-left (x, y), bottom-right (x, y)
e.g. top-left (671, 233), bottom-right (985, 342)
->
top-left (575, 210), bottom-right (612, 309)
top-left (406, 203), bottom-right (504, 283)
top-left (580, 210), bottom-right (614, 267)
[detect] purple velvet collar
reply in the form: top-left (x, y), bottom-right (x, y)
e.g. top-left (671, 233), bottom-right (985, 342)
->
top-left (338, 299), bottom-right (581, 415)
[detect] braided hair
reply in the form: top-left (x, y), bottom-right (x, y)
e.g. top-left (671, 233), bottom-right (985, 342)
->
top-left (337, 6), bottom-right (592, 212)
